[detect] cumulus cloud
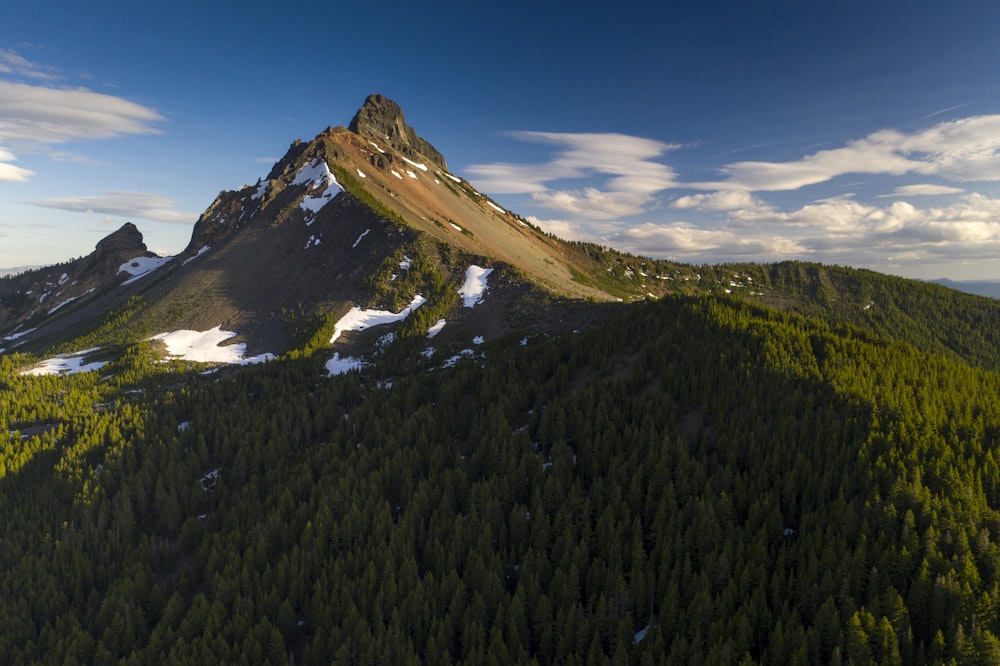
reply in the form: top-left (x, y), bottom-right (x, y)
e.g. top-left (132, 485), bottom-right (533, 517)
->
top-left (610, 222), bottom-right (806, 259)
top-left (29, 192), bottom-right (197, 224)
top-left (466, 131), bottom-right (679, 218)
top-left (702, 115), bottom-right (1000, 192)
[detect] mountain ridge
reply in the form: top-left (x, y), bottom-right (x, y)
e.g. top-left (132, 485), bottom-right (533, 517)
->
top-left (5, 94), bottom-right (1000, 374)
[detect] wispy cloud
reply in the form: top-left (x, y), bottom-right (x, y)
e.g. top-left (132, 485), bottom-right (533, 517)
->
top-left (28, 191), bottom-right (197, 224)
top-left (0, 147), bottom-right (32, 181)
top-left (0, 50), bottom-right (164, 182)
top-left (699, 115), bottom-right (1000, 192)
top-left (0, 80), bottom-right (164, 146)
top-left (0, 47), bottom-right (58, 81)
top-left (466, 131), bottom-right (680, 218)
top-left (921, 103), bottom-right (969, 120)
top-left (879, 184), bottom-right (966, 197)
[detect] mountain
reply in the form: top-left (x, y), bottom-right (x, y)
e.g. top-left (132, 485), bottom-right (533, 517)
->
top-left (931, 277), bottom-right (1000, 299)
top-left (0, 221), bottom-right (156, 338)
top-left (2, 94), bottom-right (670, 361)
top-left (7, 96), bottom-right (1000, 663)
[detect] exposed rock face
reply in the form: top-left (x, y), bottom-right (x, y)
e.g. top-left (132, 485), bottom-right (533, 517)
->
top-left (349, 94), bottom-right (448, 172)
top-left (93, 222), bottom-right (150, 276)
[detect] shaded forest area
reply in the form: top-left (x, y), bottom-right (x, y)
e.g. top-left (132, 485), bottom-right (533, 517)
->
top-left (4, 283), bottom-right (1000, 664)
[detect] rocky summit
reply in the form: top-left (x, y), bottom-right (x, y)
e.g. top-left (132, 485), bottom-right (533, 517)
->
top-left (348, 93), bottom-right (448, 171)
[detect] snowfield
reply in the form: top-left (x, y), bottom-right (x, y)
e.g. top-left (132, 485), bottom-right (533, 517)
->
top-left (459, 265), bottom-right (493, 307)
top-left (329, 295), bottom-right (427, 345)
top-left (120, 255), bottom-right (172, 285)
top-left (293, 160), bottom-right (343, 222)
top-left (20, 349), bottom-right (106, 376)
top-left (150, 326), bottom-right (274, 365)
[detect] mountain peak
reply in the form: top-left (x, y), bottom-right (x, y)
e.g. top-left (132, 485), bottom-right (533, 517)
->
top-left (96, 222), bottom-right (145, 256)
top-left (348, 94), bottom-right (448, 171)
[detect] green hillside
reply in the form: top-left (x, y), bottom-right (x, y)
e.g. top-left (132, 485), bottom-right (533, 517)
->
top-left (3, 272), bottom-right (1000, 664)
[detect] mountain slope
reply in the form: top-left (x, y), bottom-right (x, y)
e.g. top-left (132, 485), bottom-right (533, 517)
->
top-left (7, 96), bottom-right (1000, 664)
top-left (1, 95), bottom-right (629, 361)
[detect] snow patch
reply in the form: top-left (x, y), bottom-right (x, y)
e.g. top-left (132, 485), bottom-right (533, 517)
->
top-left (356, 168), bottom-right (367, 178)
top-left (352, 229), bottom-right (370, 248)
top-left (486, 200), bottom-right (505, 213)
top-left (406, 170), bottom-right (418, 179)
top-left (442, 349), bottom-right (475, 368)
top-left (427, 319), bottom-right (446, 338)
top-left (473, 335), bottom-right (485, 345)
top-left (325, 353), bottom-right (366, 376)
top-left (3, 327), bottom-right (36, 342)
top-left (450, 222), bottom-right (463, 232)
top-left (329, 295), bottom-right (427, 345)
top-left (47, 288), bottom-right (95, 315)
top-left (293, 159), bottom-right (343, 222)
top-left (443, 172), bottom-right (462, 183)
top-left (251, 181), bottom-right (269, 201)
top-left (399, 255), bottom-right (412, 270)
top-left (459, 265), bottom-right (493, 307)
top-left (369, 141), bottom-right (385, 154)
top-left (402, 156), bottom-right (428, 171)
top-left (150, 326), bottom-right (274, 365)
top-left (21, 349), bottom-right (106, 376)
top-left (120, 255), bottom-right (172, 285)
top-left (391, 169), bottom-right (403, 180)
top-left (183, 245), bottom-right (211, 265)
top-left (304, 235), bottom-right (321, 249)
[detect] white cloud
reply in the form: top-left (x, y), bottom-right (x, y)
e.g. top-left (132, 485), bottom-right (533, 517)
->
top-left (702, 115), bottom-right (1000, 192)
top-left (531, 187), bottom-right (655, 219)
top-left (29, 191), bottom-right (197, 224)
top-left (0, 48), bottom-right (58, 81)
top-left (466, 131), bottom-right (679, 217)
top-left (0, 61), bottom-right (164, 182)
top-left (612, 222), bottom-right (805, 259)
top-left (880, 184), bottom-right (966, 197)
top-left (524, 216), bottom-right (584, 240)
top-left (0, 147), bottom-right (32, 181)
top-left (0, 80), bottom-right (164, 146)
top-left (671, 190), bottom-right (761, 211)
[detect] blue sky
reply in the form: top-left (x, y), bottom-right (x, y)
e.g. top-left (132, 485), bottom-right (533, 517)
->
top-left (2, 1), bottom-right (1000, 280)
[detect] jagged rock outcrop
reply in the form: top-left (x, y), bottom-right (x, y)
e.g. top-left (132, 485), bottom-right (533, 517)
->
top-left (348, 94), bottom-right (448, 171)
top-left (92, 222), bottom-right (149, 276)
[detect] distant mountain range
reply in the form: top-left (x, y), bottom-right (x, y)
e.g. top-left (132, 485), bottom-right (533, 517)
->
top-left (930, 278), bottom-right (1000, 299)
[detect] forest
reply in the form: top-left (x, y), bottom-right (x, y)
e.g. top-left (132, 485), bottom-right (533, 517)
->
top-left (4, 268), bottom-right (1000, 664)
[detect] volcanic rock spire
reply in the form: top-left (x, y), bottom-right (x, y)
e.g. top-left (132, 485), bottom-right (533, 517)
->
top-left (348, 94), bottom-right (448, 172)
